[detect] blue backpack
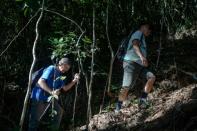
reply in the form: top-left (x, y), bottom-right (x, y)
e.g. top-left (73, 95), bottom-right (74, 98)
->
top-left (31, 67), bottom-right (45, 88)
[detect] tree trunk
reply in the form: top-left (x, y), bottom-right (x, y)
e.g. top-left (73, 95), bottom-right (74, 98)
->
top-left (19, 1), bottom-right (45, 130)
top-left (87, 5), bottom-right (95, 126)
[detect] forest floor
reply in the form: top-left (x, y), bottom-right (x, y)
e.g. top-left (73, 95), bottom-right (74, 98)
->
top-left (79, 81), bottom-right (197, 131)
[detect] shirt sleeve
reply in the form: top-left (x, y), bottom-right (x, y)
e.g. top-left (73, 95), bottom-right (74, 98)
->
top-left (131, 31), bottom-right (143, 45)
top-left (41, 65), bottom-right (54, 80)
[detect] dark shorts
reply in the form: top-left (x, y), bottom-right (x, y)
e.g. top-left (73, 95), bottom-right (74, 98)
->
top-left (122, 61), bottom-right (155, 88)
top-left (28, 100), bottom-right (63, 131)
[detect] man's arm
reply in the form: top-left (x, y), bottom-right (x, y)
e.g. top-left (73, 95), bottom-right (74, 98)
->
top-left (62, 73), bottom-right (80, 92)
top-left (38, 78), bottom-right (52, 94)
top-left (50, 73), bottom-right (80, 96)
top-left (132, 40), bottom-right (148, 67)
top-left (62, 81), bottom-right (77, 92)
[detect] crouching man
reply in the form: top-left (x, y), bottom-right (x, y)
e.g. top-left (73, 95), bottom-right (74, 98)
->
top-left (28, 57), bottom-right (80, 131)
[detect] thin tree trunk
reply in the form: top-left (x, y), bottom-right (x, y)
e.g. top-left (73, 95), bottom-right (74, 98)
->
top-left (87, 6), bottom-right (95, 126)
top-left (19, 1), bottom-right (45, 130)
top-left (76, 31), bottom-right (89, 95)
top-left (100, 1), bottom-right (115, 113)
top-left (106, 3), bottom-right (114, 93)
top-left (72, 31), bottom-right (85, 127)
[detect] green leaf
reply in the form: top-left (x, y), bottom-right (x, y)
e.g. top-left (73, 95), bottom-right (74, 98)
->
top-left (24, 7), bottom-right (29, 17)
top-left (16, 0), bottom-right (23, 1)
top-left (54, 38), bottom-right (59, 44)
top-left (60, 76), bottom-right (67, 80)
top-left (81, 52), bottom-right (86, 58)
top-left (54, 31), bottom-right (63, 35)
top-left (68, 32), bottom-right (76, 37)
top-left (59, 37), bottom-right (64, 42)
top-left (82, 36), bottom-right (92, 44)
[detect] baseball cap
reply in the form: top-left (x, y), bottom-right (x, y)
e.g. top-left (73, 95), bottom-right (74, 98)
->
top-left (58, 57), bottom-right (71, 65)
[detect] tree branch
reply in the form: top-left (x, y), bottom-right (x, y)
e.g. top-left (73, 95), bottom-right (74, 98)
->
top-left (0, 9), bottom-right (41, 57)
top-left (43, 9), bottom-right (83, 33)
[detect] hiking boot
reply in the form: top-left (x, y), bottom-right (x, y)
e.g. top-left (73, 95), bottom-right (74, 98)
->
top-left (115, 101), bottom-right (122, 113)
top-left (138, 98), bottom-right (150, 109)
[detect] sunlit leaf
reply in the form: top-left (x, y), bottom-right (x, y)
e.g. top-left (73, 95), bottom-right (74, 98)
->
top-left (24, 7), bottom-right (29, 17)
top-left (82, 36), bottom-right (92, 44)
top-left (59, 37), bottom-right (64, 42)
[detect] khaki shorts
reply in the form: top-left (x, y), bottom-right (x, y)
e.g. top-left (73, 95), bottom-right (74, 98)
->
top-left (122, 61), bottom-right (155, 88)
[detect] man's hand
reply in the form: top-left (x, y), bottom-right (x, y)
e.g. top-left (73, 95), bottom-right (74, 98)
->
top-left (62, 73), bottom-right (80, 92)
top-left (47, 89), bottom-right (59, 101)
top-left (140, 56), bottom-right (148, 67)
top-left (72, 73), bottom-right (80, 83)
top-left (51, 89), bottom-right (60, 95)
top-left (50, 89), bottom-right (60, 100)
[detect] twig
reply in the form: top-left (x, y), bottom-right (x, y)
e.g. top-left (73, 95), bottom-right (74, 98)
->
top-left (0, 9), bottom-right (41, 57)
top-left (39, 99), bottom-right (51, 121)
top-left (177, 68), bottom-right (197, 80)
top-left (19, 1), bottom-right (45, 130)
top-left (43, 9), bottom-right (83, 33)
top-left (156, 17), bottom-right (164, 69)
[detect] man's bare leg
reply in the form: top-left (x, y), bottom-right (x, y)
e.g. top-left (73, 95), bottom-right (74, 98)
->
top-left (139, 76), bottom-right (156, 108)
top-left (116, 87), bottom-right (129, 112)
top-left (118, 87), bottom-right (129, 101)
top-left (144, 76), bottom-right (156, 93)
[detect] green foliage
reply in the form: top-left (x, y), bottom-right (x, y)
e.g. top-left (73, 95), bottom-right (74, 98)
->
top-left (49, 32), bottom-right (92, 60)
top-left (49, 32), bottom-right (77, 58)
top-left (15, 0), bottom-right (41, 16)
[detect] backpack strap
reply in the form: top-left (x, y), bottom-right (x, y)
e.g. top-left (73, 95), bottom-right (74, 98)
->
top-left (52, 66), bottom-right (56, 89)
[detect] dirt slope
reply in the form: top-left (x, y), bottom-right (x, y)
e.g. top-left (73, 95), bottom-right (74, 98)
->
top-left (87, 83), bottom-right (197, 131)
